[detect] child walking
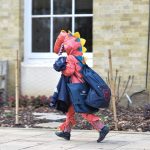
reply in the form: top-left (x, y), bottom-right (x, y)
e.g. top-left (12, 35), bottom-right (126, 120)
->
top-left (53, 30), bottom-right (109, 142)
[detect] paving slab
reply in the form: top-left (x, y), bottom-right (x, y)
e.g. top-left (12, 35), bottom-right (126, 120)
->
top-left (0, 128), bottom-right (150, 150)
top-left (33, 112), bottom-right (66, 128)
top-left (33, 112), bottom-right (66, 121)
top-left (34, 122), bottom-right (60, 128)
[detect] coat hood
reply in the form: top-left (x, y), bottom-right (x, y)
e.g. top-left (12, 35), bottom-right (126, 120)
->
top-left (54, 30), bottom-right (87, 56)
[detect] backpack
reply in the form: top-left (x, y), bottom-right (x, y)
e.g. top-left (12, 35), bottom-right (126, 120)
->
top-left (75, 57), bottom-right (111, 109)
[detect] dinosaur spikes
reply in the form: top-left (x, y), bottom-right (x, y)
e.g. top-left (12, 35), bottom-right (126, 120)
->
top-left (82, 47), bottom-right (87, 53)
top-left (73, 32), bottom-right (80, 38)
top-left (80, 38), bottom-right (86, 46)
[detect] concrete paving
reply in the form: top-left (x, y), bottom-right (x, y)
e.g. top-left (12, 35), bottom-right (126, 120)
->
top-left (33, 112), bottom-right (66, 121)
top-left (33, 112), bottom-right (66, 128)
top-left (0, 128), bottom-right (150, 150)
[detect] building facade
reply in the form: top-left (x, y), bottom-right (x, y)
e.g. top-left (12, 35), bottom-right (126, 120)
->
top-left (0, 0), bottom-right (149, 97)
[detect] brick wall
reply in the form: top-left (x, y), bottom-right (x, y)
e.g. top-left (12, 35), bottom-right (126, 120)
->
top-left (93, 0), bottom-right (149, 93)
top-left (0, 0), bottom-right (21, 96)
top-left (0, 0), bottom-right (149, 97)
top-left (148, 46), bottom-right (150, 97)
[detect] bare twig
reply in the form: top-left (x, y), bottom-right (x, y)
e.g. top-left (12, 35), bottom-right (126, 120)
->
top-left (107, 70), bottom-right (110, 86)
top-left (116, 76), bottom-right (121, 101)
top-left (128, 75), bottom-right (134, 91)
top-left (114, 69), bottom-right (118, 92)
top-left (119, 75), bottom-right (131, 101)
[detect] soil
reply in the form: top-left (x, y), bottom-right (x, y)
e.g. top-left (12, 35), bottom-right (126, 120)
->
top-left (0, 105), bottom-right (150, 132)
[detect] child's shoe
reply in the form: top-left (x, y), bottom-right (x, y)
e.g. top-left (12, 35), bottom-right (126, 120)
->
top-left (55, 131), bottom-right (71, 140)
top-left (97, 126), bottom-right (109, 143)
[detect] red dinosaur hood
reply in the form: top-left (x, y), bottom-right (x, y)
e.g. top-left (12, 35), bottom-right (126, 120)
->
top-left (54, 30), bottom-right (86, 56)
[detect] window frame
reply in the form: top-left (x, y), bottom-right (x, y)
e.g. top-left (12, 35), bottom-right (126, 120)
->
top-left (24, 0), bottom-right (93, 65)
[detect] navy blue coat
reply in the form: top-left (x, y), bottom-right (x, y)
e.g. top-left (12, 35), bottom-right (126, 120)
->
top-left (50, 74), bottom-right (70, 113)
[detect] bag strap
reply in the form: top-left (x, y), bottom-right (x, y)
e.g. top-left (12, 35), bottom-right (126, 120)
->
top-left (72, 56), bottom-right (85, 83)
top-left (74, 56), bottom-right (87, 66)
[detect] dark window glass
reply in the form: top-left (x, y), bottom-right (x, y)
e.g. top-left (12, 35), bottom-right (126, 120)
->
top-left (75, 17), bottom-right (92, 52)
top-left (75, 0), bottom-right (93, 14)
top-left (32, 0), bottom-right (50, 15)
top-left (54, 0), bottom-right (72, 14)
top-left (32, 18), bottom-right (50, 52)
top-left (53, 17), bottom-right (72, 46)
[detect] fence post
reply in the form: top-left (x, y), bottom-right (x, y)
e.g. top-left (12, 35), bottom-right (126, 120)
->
top-left (108, 49), bottom-right (118, 130)
top-left (15, 50), bottom-right (20, 124)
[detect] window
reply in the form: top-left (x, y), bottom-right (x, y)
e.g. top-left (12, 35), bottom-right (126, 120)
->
top-left (24, 0), bottom-right (93, 61)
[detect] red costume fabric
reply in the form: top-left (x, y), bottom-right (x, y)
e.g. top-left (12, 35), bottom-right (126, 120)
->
top-left (54, 30), bottom-right (104, 131)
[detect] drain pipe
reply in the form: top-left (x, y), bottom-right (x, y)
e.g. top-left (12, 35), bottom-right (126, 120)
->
top-left (146, 0), bottom-right (150, 89)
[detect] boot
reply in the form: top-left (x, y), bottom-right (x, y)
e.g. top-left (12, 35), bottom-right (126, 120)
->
top-left (55, 131), bottom-right (71, 140)
top-left (97, 126), bottom-right (109, 143)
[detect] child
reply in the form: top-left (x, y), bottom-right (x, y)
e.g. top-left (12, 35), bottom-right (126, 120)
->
top-left (53, 30), bottom-right (109, 142)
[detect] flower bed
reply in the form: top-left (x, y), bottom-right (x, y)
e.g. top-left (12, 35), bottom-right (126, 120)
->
top-left (0, 104), bottom-right (150, 132)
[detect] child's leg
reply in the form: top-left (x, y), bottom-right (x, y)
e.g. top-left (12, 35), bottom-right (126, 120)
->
top-left (59, 105), bottom-right (76, 132)
top-left (55, 105), bottom-right (76, 140)
top-left (81, 113), bottom-right (109, 142)
top-left (81, 113), bottom-right (104, 131)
